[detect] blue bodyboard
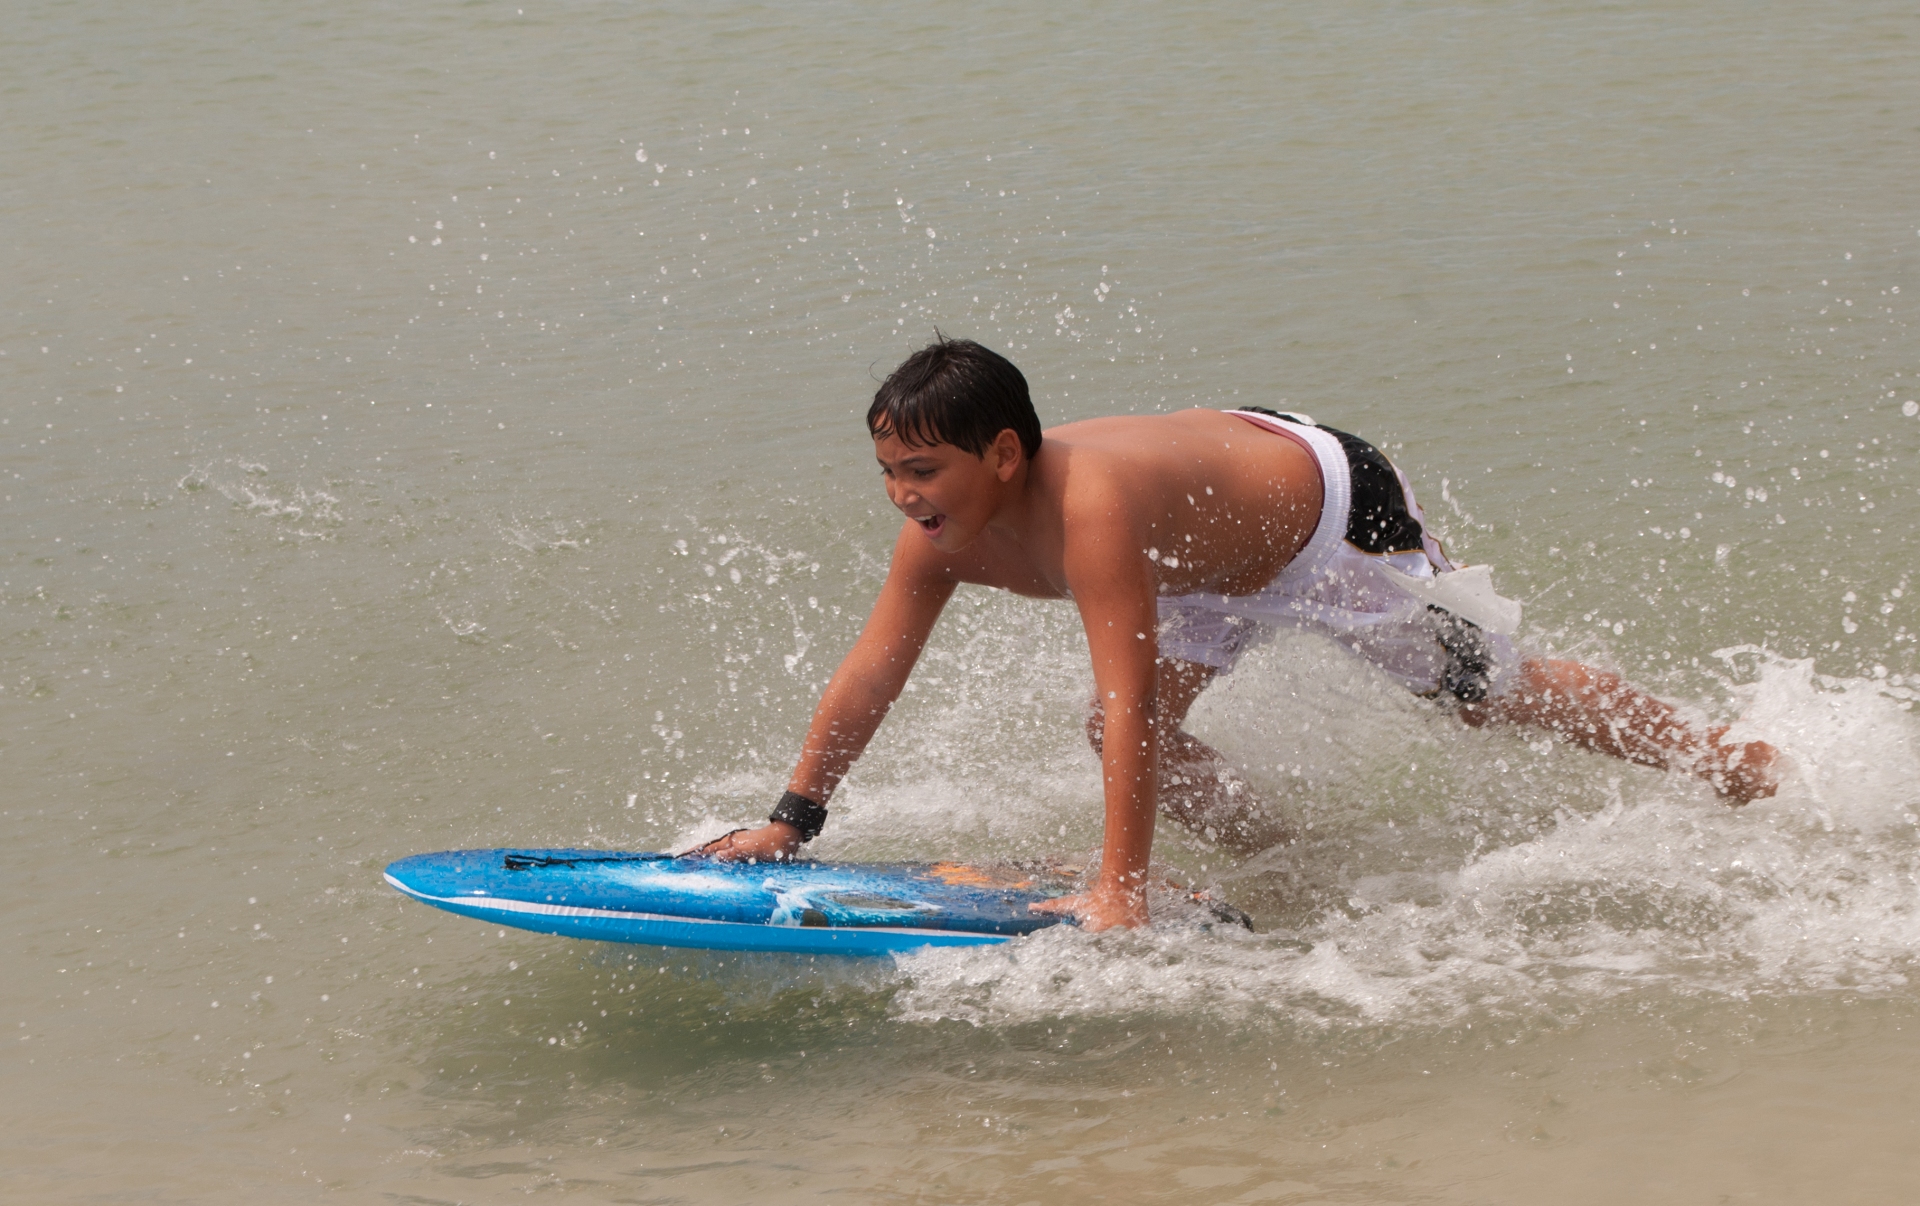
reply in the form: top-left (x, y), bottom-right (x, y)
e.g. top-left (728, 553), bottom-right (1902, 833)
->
top-left (384, 849), bottom-right (1082, 956)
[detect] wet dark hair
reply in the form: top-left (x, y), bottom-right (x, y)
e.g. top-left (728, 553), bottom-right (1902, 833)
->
top-left (866, 336), bottom-right (1040, 459)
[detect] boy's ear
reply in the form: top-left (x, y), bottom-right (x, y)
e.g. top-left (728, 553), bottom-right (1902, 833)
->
top-left (991, 428), bottom-right (1023, 482)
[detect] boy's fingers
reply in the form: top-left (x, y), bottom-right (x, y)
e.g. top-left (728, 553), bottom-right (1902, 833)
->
top-left (1030, 888), bottom-right (1148, 930)
top-left (1028, 894), bottom-right (1084, 916)
top-left (681, 827), bottom-right (751, 858)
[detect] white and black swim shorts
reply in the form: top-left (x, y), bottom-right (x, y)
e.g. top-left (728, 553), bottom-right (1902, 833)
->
top-left (1155, 408), bottom-right (1518, 703)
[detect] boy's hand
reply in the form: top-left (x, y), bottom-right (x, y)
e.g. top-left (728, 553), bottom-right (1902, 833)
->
top-left (1029, 884), bottom-right (1148, 932)
top-left (684, 821), bottom-right (803, 862)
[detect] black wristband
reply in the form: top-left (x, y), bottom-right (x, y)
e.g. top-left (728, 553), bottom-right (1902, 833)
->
top-left (769, 791), bottom-right (828, 842)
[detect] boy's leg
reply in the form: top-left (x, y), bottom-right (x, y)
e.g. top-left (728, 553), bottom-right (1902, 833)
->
top-left (1458, 656), bottom-right (1781, 804)
top-left (1086, 658), bottom-right (1294, 851)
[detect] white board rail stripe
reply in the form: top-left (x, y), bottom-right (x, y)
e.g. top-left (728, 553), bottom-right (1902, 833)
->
top-left (383, 872), bottom-right (1003, 941)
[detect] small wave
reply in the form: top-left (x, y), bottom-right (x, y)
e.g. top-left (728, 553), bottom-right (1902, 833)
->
top-left (177, 461), bottom-right (345, 538)
top-left (889, 649), bottom-right (1920, 1030)
top-left (498, 516), bottom-right (581, 553)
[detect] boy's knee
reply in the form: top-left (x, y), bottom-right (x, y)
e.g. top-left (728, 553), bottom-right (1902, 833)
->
top-left (1518, 657), bottom-right (1585, 697)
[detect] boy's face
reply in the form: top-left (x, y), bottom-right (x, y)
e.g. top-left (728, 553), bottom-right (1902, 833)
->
top-left (873, 429), bottom-right (1020, 552)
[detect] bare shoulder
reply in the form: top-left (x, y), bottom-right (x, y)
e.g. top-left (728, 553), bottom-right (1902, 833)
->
top-left (1043, 409), bottom-right (1235, 519)
top-left (1041, 407), bottom-right (1321, 594)
top-left (1043, 437), bottom-right (1141, 513)
top-left (1050, 449), bottom-right (1151, 560)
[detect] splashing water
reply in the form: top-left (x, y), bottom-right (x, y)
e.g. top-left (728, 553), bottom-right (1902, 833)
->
top-left (888, 649), bottom-right (1919, 1029)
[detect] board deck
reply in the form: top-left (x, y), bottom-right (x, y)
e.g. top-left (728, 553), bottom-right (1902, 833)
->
top-left (384, 848), bottom-right (1084, 956)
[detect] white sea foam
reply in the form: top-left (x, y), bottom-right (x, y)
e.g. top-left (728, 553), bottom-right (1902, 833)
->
top-left (889, 649), bottom-right (1920, 1029)
top-left (645, 535), bottom-right (1920, 1033)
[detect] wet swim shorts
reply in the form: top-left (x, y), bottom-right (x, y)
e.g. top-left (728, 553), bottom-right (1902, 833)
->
top-left (1154, 409), bottom-right (1517, 703)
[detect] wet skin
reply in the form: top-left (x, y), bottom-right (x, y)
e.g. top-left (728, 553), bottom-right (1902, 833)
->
top-left (702, 410), bottom-right (1324, 929)
top-left (873, 409), bottom-right (1325, 603)
top-left (697, 411), bottom-right (1782, 928)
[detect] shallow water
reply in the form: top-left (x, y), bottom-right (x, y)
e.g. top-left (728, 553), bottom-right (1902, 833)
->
top-left (5, 0), bottom-right (1920, 1201)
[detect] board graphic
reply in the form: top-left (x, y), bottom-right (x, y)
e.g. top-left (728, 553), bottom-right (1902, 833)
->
top-left (384, 848), bottom-right (1087, 956)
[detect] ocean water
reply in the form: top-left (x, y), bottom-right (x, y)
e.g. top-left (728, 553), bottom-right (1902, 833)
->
top-left (5, 0), bottom-right (1920, 1201)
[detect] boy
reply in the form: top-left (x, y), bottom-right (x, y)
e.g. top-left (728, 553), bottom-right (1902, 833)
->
top-left (696, 338), bottom-right (1779, 929)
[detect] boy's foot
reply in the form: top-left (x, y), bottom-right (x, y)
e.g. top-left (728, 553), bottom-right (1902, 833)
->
top-left (1703, 728), bottom-right (1782, 805)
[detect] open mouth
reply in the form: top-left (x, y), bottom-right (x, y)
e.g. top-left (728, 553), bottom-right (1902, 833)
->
top-left (912, 513), bottom-right (947, 539)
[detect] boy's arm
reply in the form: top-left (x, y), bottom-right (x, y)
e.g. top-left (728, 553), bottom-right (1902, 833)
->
top-left (1034, 497), bottom-right (1161, 929)
top-left (689, 523), bottom-right (957, 860)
